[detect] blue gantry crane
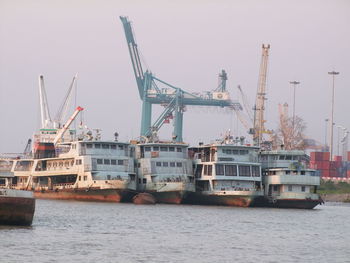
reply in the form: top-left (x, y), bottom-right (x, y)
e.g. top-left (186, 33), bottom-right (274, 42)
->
top-left (120, 16), bottom-right (242, 142)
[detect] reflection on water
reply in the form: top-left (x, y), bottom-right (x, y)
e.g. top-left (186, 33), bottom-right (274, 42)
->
top-left (1, 200), bottom-right (350, 263)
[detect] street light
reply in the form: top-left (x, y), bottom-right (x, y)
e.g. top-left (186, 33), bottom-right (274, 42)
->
top-left (328, 71), bottom-right (339, 161)
top-left (289, 81), bottom-right (300, 131)
top-left (324, 118), bottom-right (329, 151)
top-left (336, 125), bottom-right (345, 156)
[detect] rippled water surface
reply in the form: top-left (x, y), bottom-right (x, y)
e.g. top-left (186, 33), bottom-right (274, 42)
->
top-left (1, 200), bottom-right (350, 263)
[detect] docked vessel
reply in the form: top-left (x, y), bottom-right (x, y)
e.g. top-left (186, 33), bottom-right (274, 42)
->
top-left (260, 149), bottom-right (323, 209)
top-left (0, 159), bottom-right (35, 226)
top-left (12, 137), bottom-right (137, 203)
top-left (134, 140), bottom-right (195, 204)
top-left (188, 135), bottom-right (264, 207)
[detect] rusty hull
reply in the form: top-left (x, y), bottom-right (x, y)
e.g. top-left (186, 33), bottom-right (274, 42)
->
top-left (0, 196), bottom-right (35, 226)
top-left (34, 188), bottom-right (135, 202)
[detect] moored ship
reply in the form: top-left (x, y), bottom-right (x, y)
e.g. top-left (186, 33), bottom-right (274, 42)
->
top-left (0, 158), bottom-right (35, 226)
top-left (134, 139), bottom-right (195, 204)
top-left (188, 135), bottom-right (264, 207)
top-left (13, 138), bottom-right (137, 203)
top-left (260, 149), bottom-right (323, 209)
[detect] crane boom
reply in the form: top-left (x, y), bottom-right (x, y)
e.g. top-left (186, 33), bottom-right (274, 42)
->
top-left (53, 106), bottom-right (84, 145)
top-left (253, 44), bottom-right (270, 146)
top-left (38, 75), bottom-right (52, 129)
top-left (54, 74), bottom-right (77, 127)
top-left (120, 16), bottom-right (145, 99)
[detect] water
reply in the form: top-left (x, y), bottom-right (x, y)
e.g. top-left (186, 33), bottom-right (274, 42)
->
top-left (1, 200), bottom-right (350, 263)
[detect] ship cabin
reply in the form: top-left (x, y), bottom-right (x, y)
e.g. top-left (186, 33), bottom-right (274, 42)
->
top-left (259, 150), bottom-right (320, 201)
top-left (27, 140), bottom-right (136, 191)
top-left (134, 142), bottom-right (194, 191)
top-left (189, 143), bottom-right (263, 194)
top-left (0, 159), bottom-right (15, 188)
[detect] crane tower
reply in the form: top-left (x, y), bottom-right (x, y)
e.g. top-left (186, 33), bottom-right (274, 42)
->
top-left (120, 16), bottom-right (242, 142)
top-left (253, 44), bottom-right (270, 146)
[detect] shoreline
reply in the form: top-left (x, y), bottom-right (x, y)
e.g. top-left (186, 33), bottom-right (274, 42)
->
top-left (321, 193), bottom-right (350, 203)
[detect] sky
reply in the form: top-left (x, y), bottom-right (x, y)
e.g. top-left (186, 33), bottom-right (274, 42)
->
top-left (0, 0), bottom-right (349, 153)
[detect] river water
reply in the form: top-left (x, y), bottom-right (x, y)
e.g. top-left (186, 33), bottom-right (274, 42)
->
top-left (1, 200), bottom-right (350, 263)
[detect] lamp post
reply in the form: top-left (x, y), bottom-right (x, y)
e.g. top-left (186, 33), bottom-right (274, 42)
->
top-left (289, 81), bottom-right (300, 131)
top-left (324, 118), bottom-right (329, 151)
top-left (328, 71), bottom-right (339, 161)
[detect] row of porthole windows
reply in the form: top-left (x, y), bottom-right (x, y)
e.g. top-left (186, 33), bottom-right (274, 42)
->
top-left (144, 146), bottom-right (183, 152)
top-left (273, 185), bottom-right (306, 192)
top-left (222, 149), bottom-right (249, 155)
top-left (46, 159), bottom-right (80, 168)
top-left (155, 162), bottom-right (183, 168)
top-left (85, 143), bottom-right (125, 150)
top-left (96, 159), bottom-right (125, 165)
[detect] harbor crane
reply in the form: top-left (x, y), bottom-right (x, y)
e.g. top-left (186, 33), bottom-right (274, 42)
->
top-left (252, 44), bottom-right (270, 146)
top-left (120, 16), bottom-right (242, 142)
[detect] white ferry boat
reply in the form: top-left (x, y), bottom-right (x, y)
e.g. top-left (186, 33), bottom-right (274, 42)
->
top-left (11, 139), bottom-right (137, 203)
top-left (0, 158), bottom-right (35, 226)
top-left (134, 140), bottom-right (195, 204)
top-left (188, 136), bottom-right (264, 207)
top-left (260, 149), bottom-right (323, 209)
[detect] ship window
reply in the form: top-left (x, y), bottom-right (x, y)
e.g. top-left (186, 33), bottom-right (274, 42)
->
top-left (163, 162), bottom-right (168, 167)
top-left (286, 170), bottom-right (290, 175)
top-left (301, 186), bottom-right (305, 192)
top-left (110, 144), bottom-right (116, 149)
top-left (97, 159), bottom-right (103, 164)
top-left (251, 166), bottom-right (260, 177)
top-left (207, 165), bottom-right (212, 175)
top-left (79, 176), bottom-right (81, 181)
top-left (232, 150), bottom-right (239, 155)
top-left (169, 147), bottom-right (175, 152)
top-left (279, 155), bottom-right (285, 160)
top-left (225, 165), bottom-right (237, 176)
top-left (239, 150), bottom-right (248, 155)
top-left (145, 147), bottom-right (151, 152)
top-left (223, 149), bottom-right (232, 154)
top-left (103, 159), bottom-right (110, 165)
top-left (111, 160), bottom-right (117, 165)
top-left (107, 175), bottom-right (111, 180)
top-left (95, 144), bottom-right (101, 149)
top-left (177, 148), bottom-right (183, 152)
top-left (176, 162), bottom-right (182, 168)
top-left (84, 176), bottom-right (87, 181)
top-left (137, 163), bottom-right (141, 168)
top-left (153, 146), bottom-right (159, 151)
top-left (143, 178), bottom-right (147, 184)
top-left (301, 171), bottom-right (305, 175)
top-left (292, 156), bottom-right (298, 160)
top-left (288, 185), bottom-right (293, 191)
top-left (102, 144), bottom-right (109, 149)
top-left (239, 166), bottom-right (251, 177)
top-left (86, 144), bottom-right (92, 149)
top-left (285, 155), bottom-right (292, 160)
top-left (118, 160), bottom-right (124, 165)
top-left (197, 154), bottom-right (202, 159)
top-left (170, 162), bottom-right (175, 167)
top-left (160, 147), bottom-right (168, 152)
top-left (156, 162), bottom-right (162, 167)
top-left (215, 164), bottom-right (224, 175)
top-left (138, 178), bottom-right (141, 184)
top-left (118, 145), bottom-right (124, 150)
top-left (273, 185), bottom-right (278, 191)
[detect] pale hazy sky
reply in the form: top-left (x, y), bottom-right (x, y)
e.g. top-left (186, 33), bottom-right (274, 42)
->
top-left (0, 0), bottom-right (349, 152)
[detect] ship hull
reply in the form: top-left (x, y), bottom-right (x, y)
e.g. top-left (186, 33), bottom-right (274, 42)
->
top-left (186, 192), bottom-right (263, 207)
top-left (34, 188), bottom-right (135, 203)
top-left (149, 190), bottom-right (191, 204)
top-left (0, 196), bottom-right (35, 226)
top-left (264, 198), bottom-right (323, 209)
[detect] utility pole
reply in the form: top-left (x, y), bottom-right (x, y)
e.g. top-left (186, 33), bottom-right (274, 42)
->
top-left (289, 81), bottom-right (300, 132)
top-left (324, 118), bottom-right (329, 151)
top-left (328, 71), bottom-right (339, 161)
